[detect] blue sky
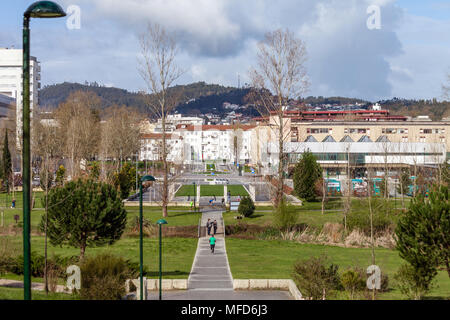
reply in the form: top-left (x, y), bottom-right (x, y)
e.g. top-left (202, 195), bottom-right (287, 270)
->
top-left (1, 0), bottom-right (450, 102)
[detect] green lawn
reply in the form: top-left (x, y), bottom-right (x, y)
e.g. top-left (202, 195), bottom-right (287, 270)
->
top-left (175, 185), bottom-right (248, 197)
top-left (226, 239), bottom-right (450, 300)
top-left (0, 191), bottom-right (45, 209)
top-left (0, 206), bottom-right (200, 232)
top-left (126, 207), bottom-right (201, 227)
top-left (5, 236), bottom-right (197, 279)
top-left (0, 287), bottom-right (77, 300)
top-left (227, 185), bottom-right (249, 196)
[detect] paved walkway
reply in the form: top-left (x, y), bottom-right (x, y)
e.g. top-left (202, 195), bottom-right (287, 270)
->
top-left (187, 211), bottom-right (233, 291)
top-left (149, 209), bottom-right (291, 300)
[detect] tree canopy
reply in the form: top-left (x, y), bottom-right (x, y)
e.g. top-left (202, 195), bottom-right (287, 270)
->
top-left (42, 179), bottom-right (127, 259)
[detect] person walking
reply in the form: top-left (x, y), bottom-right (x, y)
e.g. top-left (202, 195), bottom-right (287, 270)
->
top-left (206, 219), bottom-right (212, 236)
top-left (213, 220), bottom-right (218, 235)
top-left (209, 234), bottom-right (216, 254)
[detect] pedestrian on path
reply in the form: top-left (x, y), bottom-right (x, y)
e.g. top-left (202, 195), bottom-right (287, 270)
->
top-left (206, 219), bottom-right (212, 235)
top-left (213, 220), bottom-right (218, 235)
top-left (209, 234), bottom-right (216, 253)
top-left (190, 201), bottom-right (194, 211)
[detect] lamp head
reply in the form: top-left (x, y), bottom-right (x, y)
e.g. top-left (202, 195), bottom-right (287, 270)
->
top-left (24, 1), bottom-right (66, 18)
top-left (156, 219), bottom-right (168, 225)
top-left (141, 175), bottom-right (156, 183)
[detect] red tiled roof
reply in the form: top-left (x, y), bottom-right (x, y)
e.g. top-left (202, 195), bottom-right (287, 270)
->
top-left (140, 133), bottom-right (173, 139)
top-left (175, 124), bottom-right (256, 131)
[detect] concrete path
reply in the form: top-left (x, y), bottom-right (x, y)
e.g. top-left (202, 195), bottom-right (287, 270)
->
top-left (0, 279), bottom-right (70, 293)
top-left (187, 211), bottom-right (233, 292)
top-left (150, 209), bottom-right (292, 300)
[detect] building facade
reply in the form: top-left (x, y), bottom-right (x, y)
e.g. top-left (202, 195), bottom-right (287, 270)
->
top-left (0, 48), bottom-right (41, 148)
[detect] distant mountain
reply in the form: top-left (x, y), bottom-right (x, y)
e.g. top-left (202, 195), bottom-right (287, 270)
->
top-left (377, 98), bottom-right (450, 121)
top-left (38, 81), bottom-right (251, 117)
top-left (38, 82), bottom-right (450, 120)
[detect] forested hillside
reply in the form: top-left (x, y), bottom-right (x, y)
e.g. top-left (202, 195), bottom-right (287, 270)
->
top-left (38, 81), bottom-right (249, 116)
top-left (39, 82), bottom-right (450, 120)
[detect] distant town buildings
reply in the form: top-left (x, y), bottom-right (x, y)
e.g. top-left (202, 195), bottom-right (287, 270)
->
top-left (139, 104), bottom-right (450, 179)
top-left (0, 48), bottom-right (41, 148)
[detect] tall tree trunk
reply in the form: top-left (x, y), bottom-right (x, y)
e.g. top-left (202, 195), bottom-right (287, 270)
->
top-left (80, 241), bottom-right (86, 261)
top-left (368, 168), bottom-right (376, 300)
top-left (43, 155), bottom-right (49, 294)
top-left (322, 177), bottom-right (326, 215)
top-left (162, 104), bottom-right (168, 218)
top-left (276, 113), bottom-right (284, 208)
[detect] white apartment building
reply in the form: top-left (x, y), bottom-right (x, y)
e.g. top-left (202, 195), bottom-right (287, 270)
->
top-left (0, 48), bottom-right (41, 148)
top-left (174, 124), bottom-right (254, 165)
top-left (139, 124), bottom-right (255, 165)
top-left (139, 133), bottom-right (184, 163)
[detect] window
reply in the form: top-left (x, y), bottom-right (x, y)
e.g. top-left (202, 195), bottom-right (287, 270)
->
top-left (419, 136), bottom-right (426, 143)
top-left (402, 136), bottom-right (408, 142)
top-left (307, 128), bottom-right (329, 134)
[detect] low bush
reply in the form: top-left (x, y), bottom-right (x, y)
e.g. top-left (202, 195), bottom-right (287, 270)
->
top-left (393, 264), bottom-right (434, 300)
top-left (7, 252), bottom-right (78, 278)
top-left (346, 203), bottom-right (393, 236)
top-left (273, 198), bottom-right (298, 231)
top-left (79, 253), bottom-right (135, 300)
top-left (238, 196), bottom-right (255, 218)
top-left (341, 268), bottom-right (366, 300)
top-left (292, 255), bottom-right (341, 300)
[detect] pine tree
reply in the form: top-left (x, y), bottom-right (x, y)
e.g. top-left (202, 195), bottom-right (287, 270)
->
top-left (2, 129), bottom-right (12, 194)
top-left (395, 185), bottom-right (450, 283)
top-left (293, 151), bottom-right (322, 202)
top-left (41, 179), bottom-right (127, 259)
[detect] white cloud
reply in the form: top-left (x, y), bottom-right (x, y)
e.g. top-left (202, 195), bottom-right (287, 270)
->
top-left (30, 0), bottom-right (450, 101)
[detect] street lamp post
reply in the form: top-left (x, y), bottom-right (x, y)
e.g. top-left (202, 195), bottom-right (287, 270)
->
top-left (193, 181), bottom-right (196, 212)
top-left (156, 219), bottom-right (168, 300)
top-left (22, 1), bottom-right (66, 301)
top-left (139, 175), bottom-right (155, 301)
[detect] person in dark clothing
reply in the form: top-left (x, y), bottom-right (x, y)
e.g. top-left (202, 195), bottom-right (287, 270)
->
top-left (206, 219), bottom-right (212, 235)
top-left (213, 220), bottom-right (218, 235)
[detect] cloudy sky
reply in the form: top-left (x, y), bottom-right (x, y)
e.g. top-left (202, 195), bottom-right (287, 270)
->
top-left (1, 0), bottom-right (450, 102)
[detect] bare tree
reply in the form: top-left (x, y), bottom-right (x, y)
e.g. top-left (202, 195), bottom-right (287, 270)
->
top-left (138, 23), bottom-right (184, 218)
top-left (54, 91), bottom-right (101, 179)
top-left (232, 125), bottom-right (244, 167)
top-left (31, 112), bottom-right (61, 294)
top-left (101, 105), bottom-right (142, 173)
top-left (248, 28), bottom-right (309, 207)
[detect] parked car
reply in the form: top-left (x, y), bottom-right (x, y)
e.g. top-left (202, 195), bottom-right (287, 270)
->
top-left (215, 178), bottom-right (229, 185)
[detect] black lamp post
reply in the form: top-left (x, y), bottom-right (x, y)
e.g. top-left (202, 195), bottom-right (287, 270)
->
top-left (156, 219), bottom-right (168, 300)
top-left (22, 1), bottom-right (66, 301)
top-left (139, 175), bottom-right (155, 300)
